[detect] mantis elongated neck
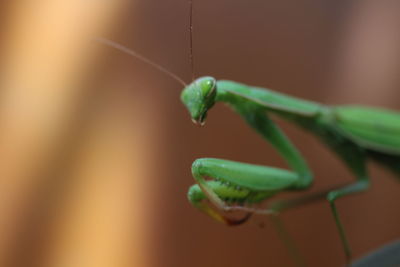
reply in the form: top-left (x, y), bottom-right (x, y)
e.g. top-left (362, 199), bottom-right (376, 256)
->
top-left (215, 80), bottom-right (323, 121)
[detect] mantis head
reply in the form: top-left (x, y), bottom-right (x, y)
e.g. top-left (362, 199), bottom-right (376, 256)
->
top-left (181, 76), bottom-right (217, 126)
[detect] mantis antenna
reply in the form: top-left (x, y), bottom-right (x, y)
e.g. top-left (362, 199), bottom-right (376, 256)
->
top-left (95, 37), bottom-right (188, 88)
top-left (189, 0), bottom-right (195, 81)
top-left (97, 1), bottom-right (195, 87)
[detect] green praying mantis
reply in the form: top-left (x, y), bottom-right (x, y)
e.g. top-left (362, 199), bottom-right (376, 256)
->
top-left (98, 37), bottom-right (400, 263)
top-left (181, 76), bottom-right (400, 261)
top-left (96, 5), bottom-right (400, 263)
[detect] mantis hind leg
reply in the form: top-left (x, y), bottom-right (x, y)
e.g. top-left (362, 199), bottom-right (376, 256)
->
top-left (326, 143), bottom-right (370, 263)
top-left (235, 177), bottom-right (369, 265)
top-left (268, 148), bottom-right (370, 263)
top-left (327, 179), bottom-right (369, 263)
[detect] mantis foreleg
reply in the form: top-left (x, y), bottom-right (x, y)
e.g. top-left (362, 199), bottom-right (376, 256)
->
top-left (188, 109), bottom-right (313, 267)
top-left (188, 109), bottom-right (313, 220)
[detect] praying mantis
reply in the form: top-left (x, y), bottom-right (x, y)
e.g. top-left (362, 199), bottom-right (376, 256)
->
top-left (181, 76), bottom-right (400, 263)
top-left (96, 3), bottom-right (400, 264)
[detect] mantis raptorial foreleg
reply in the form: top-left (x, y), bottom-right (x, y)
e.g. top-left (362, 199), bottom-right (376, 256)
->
top-left (189, 109), bottom-right (313, 223)
top-left (187, 107), bottom-right (315, 267)
top-left (190, 158), bottom-right (297, 223)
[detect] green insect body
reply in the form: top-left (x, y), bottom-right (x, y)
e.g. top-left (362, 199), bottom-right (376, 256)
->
top-left (181, 76), bottom-right (400, 260)
top-left (96, 36), bottom-right (399, 263)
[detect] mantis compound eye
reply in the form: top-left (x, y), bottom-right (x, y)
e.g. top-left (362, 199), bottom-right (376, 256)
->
top-left (199, 77), bottom-right (216, 97)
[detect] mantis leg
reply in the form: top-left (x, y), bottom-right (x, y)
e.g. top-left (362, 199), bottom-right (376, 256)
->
top-left (269, 214), bottom-right (307, 267)
top-left (188, 109), bottom-right (314, 266)
top-left (242, 145), bottom-right (369, 263)
top-left (269, 180), bottom-right (369, 262)
top-left (327, 179), bottom-right (369, 263)
top-left (189, 158), bottom-right (307, 267)
top-left (226, 174), bottom-right (369, 263)
top-left (226, 106), bottom-right (369, 262)
top-left (189, 157), bottom-right (299, 224)
top-left (326, 142), bottom-right (370, 262)
top-left (237, 109), bottom-right (313, 189)
top-left (189, 109), bottom-right (313, 220)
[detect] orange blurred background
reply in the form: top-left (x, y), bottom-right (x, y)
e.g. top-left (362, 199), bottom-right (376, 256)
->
top-left (0, 1), bottom-right (399, 267)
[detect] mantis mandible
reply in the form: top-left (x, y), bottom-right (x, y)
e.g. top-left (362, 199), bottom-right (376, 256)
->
top-left (96, 2), bottom-right (400, 263)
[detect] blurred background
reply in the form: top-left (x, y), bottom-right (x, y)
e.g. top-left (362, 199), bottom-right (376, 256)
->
top-left (0, 0), bottom-right (399, 266)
